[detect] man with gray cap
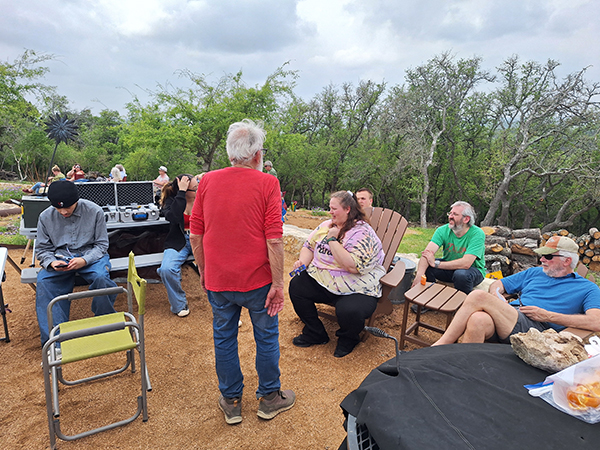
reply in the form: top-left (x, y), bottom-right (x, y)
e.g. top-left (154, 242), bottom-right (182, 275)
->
top-left (35, 180), bottom-right (117, 345)
top-left (432, 235), bottom-right (600, 346)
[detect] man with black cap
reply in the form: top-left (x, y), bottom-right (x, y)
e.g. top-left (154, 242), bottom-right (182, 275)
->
top-left (35, 180), bottom-right (118, 345)
top-left (432, 236), bottom-right (600, 346)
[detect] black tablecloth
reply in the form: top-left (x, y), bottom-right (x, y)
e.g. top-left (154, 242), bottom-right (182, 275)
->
top-left (340, 343), bottom-right (599, 450)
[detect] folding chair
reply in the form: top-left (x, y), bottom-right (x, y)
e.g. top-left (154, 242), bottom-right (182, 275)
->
top-left (42, 252), bottom-right (150, 449)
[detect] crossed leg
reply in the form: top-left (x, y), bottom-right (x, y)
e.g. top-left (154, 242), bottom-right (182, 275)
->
top-left (432, 290), bottom-right (520, 345)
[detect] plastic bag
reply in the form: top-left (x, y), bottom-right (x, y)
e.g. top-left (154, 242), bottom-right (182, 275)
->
top-left (528, 355), bottom-right (600, 423)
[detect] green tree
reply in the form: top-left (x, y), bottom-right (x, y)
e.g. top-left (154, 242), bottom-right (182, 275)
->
top-left (0, 49), bottom-right (59, 179)
top-left (383, 52), bottom-right (493, 227)
top-left (480, 57), bottom-right (600, 229)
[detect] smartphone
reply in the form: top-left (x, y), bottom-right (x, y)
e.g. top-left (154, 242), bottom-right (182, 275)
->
top-left (54, 253), bottom-right (73, 262)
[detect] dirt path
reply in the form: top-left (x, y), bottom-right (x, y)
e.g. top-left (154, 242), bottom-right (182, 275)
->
top-left (0, 210), bottom-right (445, 449)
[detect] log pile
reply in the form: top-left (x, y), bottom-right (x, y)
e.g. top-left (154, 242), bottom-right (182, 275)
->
top-left (482, 227), bottom-right (542, 276)
top-left (543, 227), bottom-right (600, 273)
top-left (483, 226), bottom-right (600, 276)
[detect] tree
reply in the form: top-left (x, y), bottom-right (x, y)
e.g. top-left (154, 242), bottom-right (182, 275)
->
top-left (0, 50), bottom-right (59, 179)
top-left (480, 57), bottom-right (600, 228)
top-left (152, 64), bottom-right (298, 171)
top-left (384, 52), bottom-right (493, 227)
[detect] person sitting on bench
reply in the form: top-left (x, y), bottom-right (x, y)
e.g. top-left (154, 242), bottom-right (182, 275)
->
top-left (35, 180), bottom-right (117, 345)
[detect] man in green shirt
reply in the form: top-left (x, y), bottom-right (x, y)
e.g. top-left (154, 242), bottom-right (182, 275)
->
top-left (412, 201), bottom-right (486, 298)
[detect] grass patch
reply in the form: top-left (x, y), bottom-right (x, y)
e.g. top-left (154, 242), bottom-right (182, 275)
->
top-left (397, 227), bottom-right (437, 256)
top-left (310, 208), bottom-right (329, 217)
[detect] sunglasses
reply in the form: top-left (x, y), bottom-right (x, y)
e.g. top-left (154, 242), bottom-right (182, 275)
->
top-left (541, 254), bottom-right (565, 260)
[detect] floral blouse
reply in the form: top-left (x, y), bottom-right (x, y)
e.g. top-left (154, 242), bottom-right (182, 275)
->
top-left (303, 219), bottom-right (386, 297)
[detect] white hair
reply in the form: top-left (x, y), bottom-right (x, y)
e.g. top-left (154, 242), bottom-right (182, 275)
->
top-left (557, 251), bottom-right (579, 270)
top-left (227, 119), bottom-right (266, 165)
top-left (451, 201), bottom-right (476, 225)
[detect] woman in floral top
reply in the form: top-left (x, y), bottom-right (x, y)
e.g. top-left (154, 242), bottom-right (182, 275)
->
top-left (289, 191), bottom-right (385, 358)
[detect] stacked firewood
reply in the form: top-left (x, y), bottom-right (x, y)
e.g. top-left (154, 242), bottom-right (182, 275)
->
top-left (482, 227), bottom-right (542, 276)
top-left (542, 228), bottom-right (600, 273)
top-left (481, 226), bottom-right (600, 276)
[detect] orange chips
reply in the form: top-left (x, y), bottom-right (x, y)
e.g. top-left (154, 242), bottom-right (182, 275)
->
top-left (566, 382), bottom-right (600, 410)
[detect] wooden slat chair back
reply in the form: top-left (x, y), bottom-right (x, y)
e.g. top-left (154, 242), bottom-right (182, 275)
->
top-left (318, 207), bottom-right (409, 339)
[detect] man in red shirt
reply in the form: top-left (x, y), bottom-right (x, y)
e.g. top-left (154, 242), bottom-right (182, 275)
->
top-left (190, 119), bottom-right (295, 425)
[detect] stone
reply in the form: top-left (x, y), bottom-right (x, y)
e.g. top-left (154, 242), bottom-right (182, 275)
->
top-left (283, 224), bottom-right (311, 256)
top-left (510, 328), bottom-right (588, 373)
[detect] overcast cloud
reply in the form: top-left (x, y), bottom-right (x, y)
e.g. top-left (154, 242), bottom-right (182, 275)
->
top-left (1, 0), bottom-right (598, 113)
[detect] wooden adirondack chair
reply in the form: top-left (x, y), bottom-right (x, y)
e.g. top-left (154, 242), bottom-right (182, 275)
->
top-left (318, 207), bottom-right (409, 339)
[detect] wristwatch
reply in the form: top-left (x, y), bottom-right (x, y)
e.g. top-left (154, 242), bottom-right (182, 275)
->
top-left (325, 236), bottom-right (338, 244)
top-left (434, 260), bottom-right (441, 268)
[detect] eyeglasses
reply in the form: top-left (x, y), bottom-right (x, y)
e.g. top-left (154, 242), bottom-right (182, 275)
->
top-left (261, 149), bottom-right (268, 156)
top-left (446, 212), bottom-right (463, 218)
top-left (541, 254), bottom-right (566, 260)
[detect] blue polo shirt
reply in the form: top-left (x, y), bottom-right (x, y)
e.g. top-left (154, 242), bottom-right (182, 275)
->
top-left (501, 267), bottom-right (600, 331)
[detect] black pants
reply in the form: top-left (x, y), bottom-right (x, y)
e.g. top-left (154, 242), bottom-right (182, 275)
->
top-left (289, 270), bottom-right (378, 350)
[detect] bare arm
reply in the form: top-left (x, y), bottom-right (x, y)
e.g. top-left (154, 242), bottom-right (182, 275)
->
top-left (265, 237), bottom-right (285, 316)
top-left (189, 233), bottom-right (205, 291)
top-left (293, 246), bottom-right (314, 270)
top-left (412, 241), bottom-right (440, 287)
top-left (489, 279), bottom-right (505, 295)
top-left (521, 307), bottom-right (600, 332)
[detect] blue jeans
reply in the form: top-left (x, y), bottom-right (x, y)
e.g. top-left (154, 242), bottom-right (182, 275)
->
top-left (36, 254), bottom-right (118, 345)
top-left (157, 236), bottom-right (192, 314)
top-left (207, 284), bottom-right (281, 399)
top-left (30, 182), bottom-right (44, 194)
top-left (425, 262), bottom-right (484, 294)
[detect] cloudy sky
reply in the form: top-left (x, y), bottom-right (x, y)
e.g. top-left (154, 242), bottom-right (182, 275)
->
top-left (1, 0), bottom-right (599, 114)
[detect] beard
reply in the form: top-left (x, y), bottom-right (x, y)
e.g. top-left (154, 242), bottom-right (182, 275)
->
top-left (449, 221), bottom-right (464, 233)
top-left (542, 265), bottom-right (561, 278)
top-left (256, 152), bottom-right (264, 171)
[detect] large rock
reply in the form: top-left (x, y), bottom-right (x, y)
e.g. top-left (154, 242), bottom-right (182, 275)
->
top-left (510, 328), bottom-right (588, 373)
top-left (283, 224), bottom-right (311, 256)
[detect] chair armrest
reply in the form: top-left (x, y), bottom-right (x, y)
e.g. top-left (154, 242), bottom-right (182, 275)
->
top-left (381, 260), bottom-right (405, 288)
top-left (562, 327), bottom-right (594, 340)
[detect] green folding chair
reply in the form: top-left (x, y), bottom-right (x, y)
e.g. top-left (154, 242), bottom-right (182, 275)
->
top-left (42, 252), bottom-right (150, 449)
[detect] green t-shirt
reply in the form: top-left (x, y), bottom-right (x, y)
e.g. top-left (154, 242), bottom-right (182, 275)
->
top-left (431, 224), bottom-right (486, 277)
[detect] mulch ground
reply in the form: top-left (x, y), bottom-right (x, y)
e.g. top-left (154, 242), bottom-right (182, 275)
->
top-left (0, 210), bottom-right (447, 450)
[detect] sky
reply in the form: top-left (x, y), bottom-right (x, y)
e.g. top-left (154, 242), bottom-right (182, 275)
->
top-left (1, 0), bottom-right (599, 114)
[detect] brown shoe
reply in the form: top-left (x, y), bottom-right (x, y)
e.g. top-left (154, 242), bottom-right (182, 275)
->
top-left (257, 389), bottom-right (296, 420)
top-left (22, 188), bottom-right (33, 193)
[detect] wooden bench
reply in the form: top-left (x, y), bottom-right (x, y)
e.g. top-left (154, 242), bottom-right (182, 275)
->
top-left (20, 253), bottom-right (194, 287)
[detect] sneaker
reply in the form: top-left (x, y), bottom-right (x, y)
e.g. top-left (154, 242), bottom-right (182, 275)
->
top-left (177, 306), bottom-right (190, 317)
top-left (218, 395), bottom-right (242, 425)
top-left (257, 389), bottom-right (296, 420)
top-left (411, 304), bottom-right (431, 314)
top-left (292, 334), bottom-right (329, 348)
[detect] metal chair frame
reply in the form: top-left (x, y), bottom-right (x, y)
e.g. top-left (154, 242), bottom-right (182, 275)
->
top-left (42, 252), bottom-right (150, 449)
